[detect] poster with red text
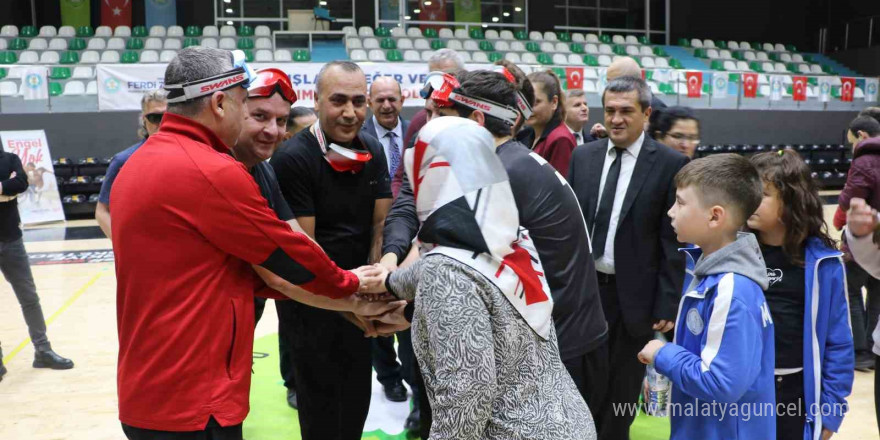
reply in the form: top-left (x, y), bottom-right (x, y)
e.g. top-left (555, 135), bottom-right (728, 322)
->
top-left (1, 130), bottom-right (65, 224)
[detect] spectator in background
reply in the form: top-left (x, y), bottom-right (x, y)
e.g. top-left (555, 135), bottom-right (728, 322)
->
top-left (650, 106), bottom-right (701, 158)
top-left (518, 70), bottom-right (577, 178)
top-left (95, 90), bottom-right (167, 239)
top-left (590, 57), bottom-right (666, 139)
top-left (860, 106), bottom-right (880, 124)
top-left (835, 115), bottom-right (880, 371)
top-left (285, 106), bottom-right (317, 140)
top-left (564, 89), bottom-right (595, 146)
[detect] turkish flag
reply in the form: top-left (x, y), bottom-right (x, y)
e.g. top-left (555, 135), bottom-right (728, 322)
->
top-left (841, 77), bottom-right (856, 102)
top-left (419, 0), bottom-right (447, 26)
top-left (686, 71), bottom-right (702, 98)
top-left (101, 0), bottom-right (132, 27)
top-left (565, 67), bottom-right (584, 90)
top-left (792, 76), bottom-right (807, 101)
top-left (743, 73), bottom-right (758, 98)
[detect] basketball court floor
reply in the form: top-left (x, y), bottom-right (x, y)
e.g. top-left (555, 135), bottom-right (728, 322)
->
top-left (0, 214), bottom-right (876, 440)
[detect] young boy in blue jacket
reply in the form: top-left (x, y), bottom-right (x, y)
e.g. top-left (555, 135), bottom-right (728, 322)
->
top-left (638, 154), bottom-right (775, 439)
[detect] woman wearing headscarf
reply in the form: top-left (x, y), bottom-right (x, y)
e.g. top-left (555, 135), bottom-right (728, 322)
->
top-left (380, 117), bottom-right (596, 440)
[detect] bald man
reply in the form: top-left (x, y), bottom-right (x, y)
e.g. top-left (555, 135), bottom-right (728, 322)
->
top-left (590, 56), bottom-right (667, 139)
top-left (362, 77), bottom-right (410, 178)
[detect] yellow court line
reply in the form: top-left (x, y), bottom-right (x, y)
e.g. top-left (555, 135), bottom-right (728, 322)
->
top-left (3, 268), bottom-right (107, 364)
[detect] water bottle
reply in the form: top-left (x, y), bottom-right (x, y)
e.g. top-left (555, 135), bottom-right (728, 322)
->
top-left (646, 363), bottom-right (670, 417)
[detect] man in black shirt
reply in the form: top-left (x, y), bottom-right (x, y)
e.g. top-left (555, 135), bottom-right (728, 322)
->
top-left (0, 150), bottom-right (74, 382)
top-left (379, 70), bottom-right (608, 435)
top-left (271, 61), bottom-right (392, 440)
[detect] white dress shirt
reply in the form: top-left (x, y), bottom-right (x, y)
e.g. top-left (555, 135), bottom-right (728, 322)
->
top-left (566, 123), bottom-right (584, 146)
top-left (372, 115), bottom-right (403, 173)
top-left (594, 132), bottom-right (645, 274)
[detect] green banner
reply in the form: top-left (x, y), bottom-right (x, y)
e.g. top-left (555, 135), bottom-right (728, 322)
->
top-left (454, 0), bottom-right (481, 23)
top-left (61, 0), bottom-right (91, 28)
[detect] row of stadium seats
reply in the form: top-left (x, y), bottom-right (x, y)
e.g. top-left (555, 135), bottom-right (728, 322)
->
top-left (52, 157), bottom-right (110, 215)
top-left (347, 48), bottom-right (671, 67)
top-left (0, 48), bottom-right (310, 64)
top-left (680, 38), bottom-right (796, 53)
top-left (347, 37), bottom-right (668, 58)
top-left (0, 80), bottom-right (97, 97)
top-left (0, 36), bottom-right (274, 52)
top-left (695, 144), bottom-right (852, 188)
top-left (696, 48), bottom-right (809, 63)
top-left (709, 59), bottom-right (831, 75)
top-left (345, 25), bottom-right (652, 46)
top-left (0, 24), bottom-right (270, 39)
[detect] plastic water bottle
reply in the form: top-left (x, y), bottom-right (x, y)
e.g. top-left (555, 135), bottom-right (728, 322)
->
top-left (646, 363), bottom-right (670, 417)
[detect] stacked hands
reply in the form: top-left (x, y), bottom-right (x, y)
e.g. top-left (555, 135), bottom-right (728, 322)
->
top-left (347, 264), bottom-right (411, 338)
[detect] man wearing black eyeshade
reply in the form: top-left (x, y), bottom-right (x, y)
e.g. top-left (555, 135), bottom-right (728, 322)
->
top-left (96, 90), bottom-right (167, 239)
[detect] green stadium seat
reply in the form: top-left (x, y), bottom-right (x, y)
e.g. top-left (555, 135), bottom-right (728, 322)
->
top-left (703, 83), bottom-right (711, 93)
top-left (0, 68), bottom-right (6, 79)
top-left (49, 67), bottom-right (71, 80)
top-left (68, 38), bottom-right (86, 50)
top-left (808, 77), bottom-right (818, 86)
top-left (716, 41), bottom-right (727, 49)
top-left (557, 32), bottom-right (572, 42)
top-left (515, 30), bottom-right (528, 40)
top-left (386, 50), bottom-right (403, 62)
top-left (184, 38), bottom-right (200, 48)
top-left (76, 26), bottom-right (94, 37)
top-left (9, 38), bottom-right (27, 51)
top-left (599, 34), bottom-right (611, 43)
top-left (653, 47), bottom-right (667, 57)
top-left (488, 52), bottom-right (503, 62)
top-left (659, 83), bottom-right (676, 95)
top-left (60, 51), bottom-right (79, 64)
top-left (786, 63), bottom-right (799, 73)
top-left (132, 26), bottom-right (148, 37)
top-left (430, 39), bottom-right (445, 50)
top-left (244, 50), bottom-right (254, 62)
top-left (613, 45), bottom-right (626, 56)
top-left (693, 48), bottom-right (707, 58)
top-left (749, 61), bottom-right (763, 72)
top-left (237, 38), bottom-right (254, 50)
top-left (822, 65), bottom-right (836, 74)
top-left (669, 58), bottom-right (683, 69)
top-left (121, 51), bottom-right (139, 63)
top-left (1, 52), bottom-right (17, 64)
top-left (293, 49), bottom-right (311, 62)
top-left (380, 38), bottom-right (396, 49)
top-left (769, 53), bottom-right (780, 61)
top-left (49, 82), bottom-right (62, 97)
top-left (126, 38), bottom-right (144, 50)
top-left (831, 86), bottom-right (841, 98)
top-left (20, 26), bottom-right (37, 38)
top-left (238, 25), bottom-right (254, 37)
top-left (751, 41), bottom-right (761, 50)
top-left (583, 55), bottom-right (599, 66)
top-left (644, 70), bottom-right (653, 80)
top-left (526, 42), bottom-right (540, 52)
top-left (479, 41), bottom-right (494, 51)
top-left (638, 36), bottom-right (650, 45)
top-left (678, 38), bottom-right (690, 47)
top-left (469, 28), bottom-right (484, 39)
top-left (423, 28), bottom-right (438, 38)
top-left (537, 53), bottom-right (552, 65)
top-left (570, 43), bottom-right (584, 54)
top-left (711, 60), bottom-right (724, 70)
top-left (374, 27), bottom-right (391, 37)
top-left (803, 54), bottom-right (813, 63)
top-left (185, 26), bottom-right (202, 37)
top-left (733, 51), bottom-right (745, 61)
top-left (786, 44), bottom-right (797, 52)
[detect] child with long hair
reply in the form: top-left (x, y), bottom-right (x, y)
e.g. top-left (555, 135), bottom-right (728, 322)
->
top-left (748, 150), bottom-right (854, 440)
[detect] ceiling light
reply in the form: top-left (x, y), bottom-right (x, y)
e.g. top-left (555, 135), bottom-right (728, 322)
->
top-left (319, 1), bottom-right (327, 5)
top-left (515, 6), bottom-right (522, 12)
top-left (225, 8), bottom-right (233, 13)
top-left (425, 1), bottom-right (432, 5)
top-left (405, 16), bottom-right (411, 19)
top-left (492, 17), bottom-right (499, 22)
top-left (414, 9), bottom-right (421, 13)
top-left (503, 12), bottom-right (510, 17)
top-left (226, 21), bottom-right (233, 25)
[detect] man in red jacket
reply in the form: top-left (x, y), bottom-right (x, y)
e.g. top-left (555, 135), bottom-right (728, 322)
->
top-left (110, 47), bottom-right (390, 440)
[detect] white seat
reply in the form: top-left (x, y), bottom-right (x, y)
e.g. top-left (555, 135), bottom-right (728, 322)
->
top-left (346, 38), bottom-right (362, 49)
top-left (80, 50), bottom-right (100, 64)
top-left (568, 54), bottom-right (584, 65)
top-left (202, 26), bottom-right (219, 37)
top-left (0, 81), bottom-right (18, 96)
top-left (584, 68), bottom-right (598, 79)
top-left (342, 26), bottom-right (356, 37)
top-left (585, 43), bottom-right (599, 54)
top-left (368, 49), bottom-right (385, 61)
top-left (255, 37), bottom-right (272, 49)
top-left (762, 62), bottom-right (775, 73)
top-left (447, 40), bottom-right (463, 50)
top-left (584, 80), bottom-right (597, 93)
top-left (830, 76), bottom-right (842, 86)
top-left (403, 50), bottom-right (421, 62)
top-left (363, 38), bottom-right (379, 49)
top-left (599, 44), bottom-right (613, 55)
top-left (0, 25), bottom-right (18, 37)
top-left (464, 40), bottom-right (479, 51)
top-left (495, 40), bottom-right (510, 52)
top-left (640, 46), bottom-right (653, 56)
top-left (775, 43), bottom-right (786, 52)
top-left (414, 38), bottom-right (429, 50)
top-left (390, 27), bottom-right (406, 37)
top-left (88, 38), bottom-right (108, 50)
top-left (612, 35), bottom-right (625, 44)
top-left (552, 54), bottom-right (568, 64)
top-left (798, 64), bottom-right (811, 74)
top-left (201, 38), bottom-right (218, 49)
top-left (19, 51), bottom-right (38, 64)
top-left (350, 49), bottom-right (367, 61)
top-left (438, 28), bottom-right (454, 39)
top-left (779, 53), bottom-right (791, 62)
top-left (504, 52), bottom-right (521, 63)
top-left (39, 51), bottom-right (59, 64)
top-left (86, 80), bottom-right (97, 95)
top-left (101, 51), bottom-right (120, 63)
top-left (756, 52), bottom-right (769, 61)
top-left (485, 30), bottom-right (499, 40)
top-left (145, 38), bottom-right (162, 50)
top-left (29, 38), bottom-right (48, 50)
top-left (703, 39), bottom-right (715, 48)
top-left (598, 54), bottom-right (612, 66)
top-left (744, 51), bottom-right (756, 61)
top-left (521, 53), bottom-right (537, 63)
top-left (407, 27), bottom-right (423, 38)
top-left (420, 50), bottom-right (433, 62)
top-left (510, 41), bottom-right (525, 52)
top-left (454, 29), bottom-right (469, 40)
top-left (641, 57), bottom-right (655, 68)
top-left (59, 26), bottom-right (76, 38)
top-left (149, 26), bottom-right (167, 37)
top-left (807, 85), bottom-right (817, 98)
top-left (274, 50), bottom-right (292, 62)
top-left (811, 64), bottom-right (823, 74)
top-left (458, 51), bottom-right (471, 62)
top-left (758, 74), bottom-right (769, 85)
top-left (139, 50), bottom-right (159, 63)
top-left (544, 32), bottom-right (558, 41)
top-left (626, 35), bottom-right (639, 45)
top-left (500, 30), bottom-right (515, 40)
top-left (472, 52), bottom-right (489, 63)
top-left (736, 61), bottom-right (750, 71)
top-left (529, 31), bottom-right (543, 41)
top-left (648, 82), bottom-right (660, 94)
top-left (626, 46), bottom-right (640, 57)
top-left (164, 39), bottom-right (182, 50)
top-left (95, 26), bottom-right (112, 38)
top-left (774, 62), bottom-right (786, 72)
top-left (555, 42), bottom-right (571, 53)
top-left (691, 38), bottom-right (703, 48)
top-left (855, 87), bottom-right (866, 99)
top-left (255, 26), bottom-right (271, 37)
top-left (759, 85), bottom-right (771, 96)
top-left (48, 38), bottom-right (67, 50)
top-left (220, 26), bottom-right (237, 37)
top-left (219, 38), bottom-right (236, 50)
top-left (255, 49), bottom-right (273, 62)
top-left (572, 33), bottom-right (585, 43)
top-left (763, 43), bottom-right (774, 52)
top-left (72, 66), bottom-right (93, 79)
top-left (722, 60), bottom-right (737, 70)
top-left (791, 54), bottom-right (804, 63)
top-left (720, 50), bottom-right (732, 59)
top-left (159, 50), bottom-right (177, 63)
top-left (38, 26), bottom-right (56, 37)
top-left (112, 26), bottom-right (132, 38)
top-left (358, 26), bottom-right (374, 37)
top-left (540, 42), bottom-right (554, 53)
top-left (586, 34), bottom-right (599, 43)
top-left (740, 41), bottom-right (751, 50)
top-left (397, 38), bottom-right (413, 50)
top-left (62, 81), bottom-right (85, 96)
top-left (655, 58), bottom-right (669, 68)
top-left (728, 41), bottom-right (739, 50)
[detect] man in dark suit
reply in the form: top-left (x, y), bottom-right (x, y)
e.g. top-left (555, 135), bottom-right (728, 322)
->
top-left (589, 57), bottom-right (667, 139)
top-left (564, 89), bottom-right (596, 146)
top-left (568, 76), bottom-right (687, 440)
